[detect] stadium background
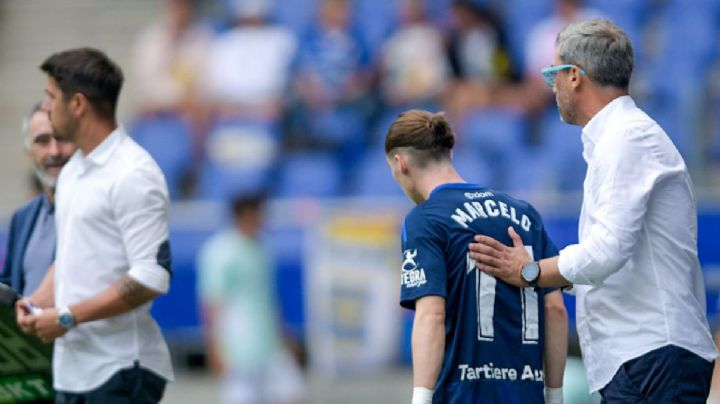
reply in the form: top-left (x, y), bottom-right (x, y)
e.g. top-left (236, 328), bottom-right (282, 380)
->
top-left (0, 0), bottom-right (719, 402)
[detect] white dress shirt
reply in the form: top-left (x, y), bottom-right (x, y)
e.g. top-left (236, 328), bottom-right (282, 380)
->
top-left (557, 96), bottom-right (717, 392)
top-left (53, 127), bottom-right (173, 391)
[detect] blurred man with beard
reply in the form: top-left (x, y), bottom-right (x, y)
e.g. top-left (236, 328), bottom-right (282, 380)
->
top-left (0, 102), bottom-right (75, 296)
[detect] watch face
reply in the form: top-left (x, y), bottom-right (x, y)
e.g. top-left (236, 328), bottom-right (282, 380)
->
top-left (58, 312), bottom-right (74, 329)
top-left (522, 262), bottom-right (540, 283)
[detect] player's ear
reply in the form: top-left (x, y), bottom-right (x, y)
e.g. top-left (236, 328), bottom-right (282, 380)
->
top-left (396, 154), bottom-right (410, 174)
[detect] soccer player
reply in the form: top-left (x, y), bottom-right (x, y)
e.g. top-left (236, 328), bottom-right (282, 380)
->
top-left (385, 110), bottom-right (567, 404)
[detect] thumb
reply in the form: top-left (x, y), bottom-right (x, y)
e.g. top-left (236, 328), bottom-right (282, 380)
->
top-left (508, 226), bottom-right (523, 248)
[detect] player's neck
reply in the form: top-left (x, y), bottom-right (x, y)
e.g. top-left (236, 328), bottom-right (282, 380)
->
top-left (418, 164), bottom-right (465, 201)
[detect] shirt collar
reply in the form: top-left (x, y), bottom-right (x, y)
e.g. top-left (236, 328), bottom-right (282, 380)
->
top-left (428, 182), bottom-right (477, 199)
top-left (41, 192), bottom-right (54, 214)
top-left (581, 95), bottom-right (634, 160)
top-left (79, 126), bottom-right (125, 168)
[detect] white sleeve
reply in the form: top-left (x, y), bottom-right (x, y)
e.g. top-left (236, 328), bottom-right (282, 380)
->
top-left (111, 163), bottom-right (171, 293)
top-left (558, 127), bottom-right (666, 286)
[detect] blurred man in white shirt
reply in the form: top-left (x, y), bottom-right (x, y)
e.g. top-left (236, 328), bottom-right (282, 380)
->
top-left (469, 19), bottom-right (717, 403)
top-left (16, 47), bottom-right (173, 403)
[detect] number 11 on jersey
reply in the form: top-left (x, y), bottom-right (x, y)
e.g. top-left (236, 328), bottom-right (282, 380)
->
top-left (466, 246), bottom-right (539, 344)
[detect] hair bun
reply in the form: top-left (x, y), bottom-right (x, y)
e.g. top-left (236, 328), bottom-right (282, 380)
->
top-left (430, 112), bottom-right (455, 150)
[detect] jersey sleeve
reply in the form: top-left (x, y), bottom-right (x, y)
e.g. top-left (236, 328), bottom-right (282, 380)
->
top-left (540, 227), bottom-right (559, 259)
top-left (399, 209), bottom-right (447, 310)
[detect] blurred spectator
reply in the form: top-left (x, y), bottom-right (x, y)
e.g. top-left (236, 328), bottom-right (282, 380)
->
top-left (288, 0), bottom-right (371, 152)
top-left (198, 193), bottom-right (305, 404)
top-left (522, 0), bottom-right (602, 115)
top-left (132, 0), bottom-right (211, 122)
top-left (1, 102), bottom-right (75, 297)
top-left (205, 0), bottom-right (297, 121)
top-left (131, 0), bottom-right (212, 197)
top-left (446, 1), bottom-right (511, 84)
top-left (443, 1), bottom-right (514, 117)
top-left (379, 0), bottom-right (449, 108)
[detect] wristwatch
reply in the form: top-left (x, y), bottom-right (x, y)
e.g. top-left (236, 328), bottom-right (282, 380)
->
top-left (57, 306), bottom-right (76, 330)
top-left (521, 261), bottom-right (541, 287)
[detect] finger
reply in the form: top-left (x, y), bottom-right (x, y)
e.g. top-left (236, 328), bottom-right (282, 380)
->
top-left (16, 300), bottom-right (30, 314)
top-left (473, 235), bottom-right (508, 251)
top-left (19, 316), bottom-right (35, 328)
top-left (469, 252), bottom-right (504, 270)
top-left (469, 242), bottom-right (504, 259)
top-left (476, 262), bottom-right (501, 277)
top-left (508, 226), bottom-right (523, 248)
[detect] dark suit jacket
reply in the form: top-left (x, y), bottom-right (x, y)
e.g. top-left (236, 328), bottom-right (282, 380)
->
top-left (0, 195), bottom-right (45, 295)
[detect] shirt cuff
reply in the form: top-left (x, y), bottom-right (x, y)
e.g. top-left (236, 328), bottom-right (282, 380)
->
top-left (128, 263), bottom-right (170, 294)
top-left (558, 244), bottom-right (594, 286)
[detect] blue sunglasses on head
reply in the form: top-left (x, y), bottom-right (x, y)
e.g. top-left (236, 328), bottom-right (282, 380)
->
top-left (540, 64), bottom-right (587, 88)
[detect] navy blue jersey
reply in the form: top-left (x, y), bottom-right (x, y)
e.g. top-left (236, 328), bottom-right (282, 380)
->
top-left (400, 183), bottom-right (559, 404)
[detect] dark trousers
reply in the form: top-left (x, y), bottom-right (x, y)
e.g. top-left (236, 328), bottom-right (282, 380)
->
top-left (599, 345), bottom-right (713, 404)
top-left (55, 362), bottom-right (166, 404)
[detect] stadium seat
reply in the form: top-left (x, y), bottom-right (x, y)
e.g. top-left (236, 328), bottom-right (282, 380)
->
top-left (500, 0), bottom-right (554, 73)
top-left (525, 107), bottom-right (586, 192)
top-left (457, 108), bottom-right (528, 190)
top-left (349, 150), bottom-right (406, 197)
top-left (195, 118), bottom-right (279, 200)
top-left (425, 0), bottom-right (455, 28)
top-left (656, 2), bottom-right (719, 67)
top-left (352, 0), bottom-right (399, 62)
top-left (130, 114), bottom-right (193, 199)
top-left (639, 97), bottom-right (690, 158)
top-left (271, 0), bottom-right (318, 35)
top-left (274, 151), bottom-right (343, 198)
top-left (585, 0), bottom-right (650, 46)
top-left (452, 149), bottom-right (494, 187)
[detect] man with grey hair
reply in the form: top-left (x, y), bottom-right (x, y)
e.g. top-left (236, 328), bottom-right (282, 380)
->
top-left (469, 18), bottom-right (717, 402)
top-left (0, 102), bottom-right (75, 296)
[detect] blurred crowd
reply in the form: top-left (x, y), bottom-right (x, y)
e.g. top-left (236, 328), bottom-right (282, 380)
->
top-left (129, 0), bottom-right (720, 201)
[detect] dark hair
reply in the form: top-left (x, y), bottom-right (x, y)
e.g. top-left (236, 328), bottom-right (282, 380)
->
top-left (40, 47), bottom-right (124, 120)
top-left (385, 110), bottom-right (455, 166)
top-left (230, 192), bottom-right (266, 218)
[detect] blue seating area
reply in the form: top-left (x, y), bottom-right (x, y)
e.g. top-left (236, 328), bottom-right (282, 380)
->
top-left (275, 152), bottom-right (342, 198)
top-left (130, 115), bottom-right (193, 199)
top-left (457, 108), bottom-right (528, 190)
top-left (131, 0), bottom-right (720, 202)
top-left (196, 118), bottom-right (279, 200)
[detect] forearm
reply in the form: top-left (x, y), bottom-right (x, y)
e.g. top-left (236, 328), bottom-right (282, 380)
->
top-left (201, 304), bottom-right (225, 375)
top-left (28, 264), bottom-right (55, 307)
top-left (70, 274), bottom-right (160, 325)
top-left (538, 257), bottom-right (572, 288)
top-left (556, 222), bottom-right (641, 286)
top-left (412, 298), bottom-right (445, 389)
top-left (543, 291), bottom-right (568, 388)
